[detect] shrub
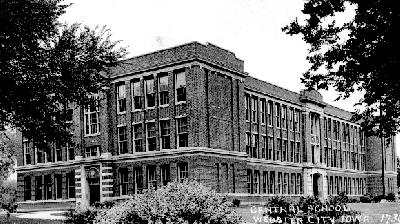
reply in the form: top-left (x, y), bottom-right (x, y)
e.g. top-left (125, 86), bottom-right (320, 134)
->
top-left (65, 208), bottom-right (99, 224)
top-left (386, 193), bottom-right (396, 202)
top-left (372, 195), bottom-right (385, 203)
top-left (92, 200), bottom-right (116, 209)
top-left (0, 180), bottom-right (17, 213)
top-left (232, 198), bottom-right (241, 207)
top-left (96, 180), bottom-right (241, 224)
top-left (360, 193), bottom-right (372, 203)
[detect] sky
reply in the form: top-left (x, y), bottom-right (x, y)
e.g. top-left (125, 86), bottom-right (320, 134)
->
top-left (59, 0), bottom-right (399, 155)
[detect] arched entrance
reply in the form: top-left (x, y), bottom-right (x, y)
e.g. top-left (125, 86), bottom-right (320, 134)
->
top-left (312, 173), bottom-right (323, 197)
top-left (87, 167), bottom-right (100, 205)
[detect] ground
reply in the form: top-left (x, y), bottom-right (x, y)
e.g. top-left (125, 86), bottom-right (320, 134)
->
top-left (0, 202), bottom-right (399, 223)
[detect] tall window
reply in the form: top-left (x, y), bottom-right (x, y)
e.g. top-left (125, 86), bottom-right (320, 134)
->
top-left (147, 122), bottom-right (156, 151)
top-left (119, 169), bottom-right (128, 196)
top-left (282, 140), bottom-right (288, 161)
top-left (133, 168), bottom-right (144, 194)
top-left (247, 170), bottom-right (252, 194)
top-left (277, 138), bottom-right (282, 161)
top-left (261, 136), bottom-right (267, 159)
top-left (177, 117), bottom-right (188, 147)
top-left (275, 104), bottom-right (281, 128)
top-left (176, 71), bottom-right (186, 103)
top-left (263, 171), bottom-right (268, 194)
top-left (290, 141), bottom-right (295, 162)
top-left (269, 171), bottom-right (275, 194)
top-left (145, 78), bottom-right (155, 108)
top-left (131, 80), bottom-right (142, 110)
top-left (251, 134), bottom-right (258, 158)
top-left (281, 106), bottom-right (287, 129)
top-left (45, 148), bottom-right (52, 163)
top-left (290, 173), bottom-right (296, 195)
top-left (289, 108), bottom-right (294, 131)
top-left (36, 147), bottom-right (43, 164)
top-left (267, 101), bottom-right (273, 126)
top-left (44, 175), bottom-right (52, 199)
top-left (283, 173), bottom-right (289, 194)
top-left (55, 143), bottom-right (62, 162)
top-left (254, 171), bottom-right (260, 194)
top-left (160, 120), bottom-right (170, 149)
top-left (251, 98), bottom-right (258, 123)
top-left (85, 146), bottom-right (100, 157)
top-left (295, 142), bottom-right (300, 163)
top-left (158, 75), bottom-right (169, 106)
top-left (133, 124), bottom-right (143, 152)
top-left (84, 100), bottom-right (99, 136)
top-left (23, 139), bottom-right (31, 165)
top-left (67, 144), bottom-right (75, 161)
top-left (296, 173), bottom-right (301, 194)
top-left (147, 166), bottom-right (157, 190)
top-left (277, 172), bottom-right (282, 194)
top-left (267, 136), bottom-right (274, 160)
top-left (246, 133), bottom-right (251, 155)
top-left (177, 162), bottom-right (188, 181)
top-left (35, 176), bottom-right (42, 200)
top-left (295, 110), bottom-right (300, 131)
top-left (260, 100), bottom-right (266, 125)
top-left (117, 83), bottom-right (126, 113)
top-left (245, 95), bottom-right (250, 121)
top-left (24, 177), bottom-right (31, 201)
top-left (118, 126), bottom-right (128, 154)
top-left (55, 174), bottom-right (62, 199)
top-left (67, 172), bottom-right (75, 198)
top-left (160, 165), bottom-right (170, 186)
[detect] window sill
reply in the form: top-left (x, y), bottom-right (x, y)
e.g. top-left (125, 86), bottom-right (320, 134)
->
top-left (146, 107), bottom-right (156, 110)
top-left (175, 101), bottom-right (186, 106)
top-left (159, 104), bottom-right (169, 108)
top-left (132, 109), bottom-right (143, 113)
top-left (117, 111), bottom-right (127, 115)
top-left (84, 133), bottom-right (101, 137)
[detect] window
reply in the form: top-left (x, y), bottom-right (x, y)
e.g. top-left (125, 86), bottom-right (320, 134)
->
top-left (296, 174), bottom-right (302, 194)
top-left (281, 106), bottom-right (287, 129)
top-left (160, 120), bottom-right (170, 149)
top-left (45, 148), bottom-right (52, 163)
top-left (85, 146), bottom-right (100, 158)
top-left (177, 117), bottom-right (188, 147)
top-left (145, 78), bottom-right (155, 108)
top-left (67, 172), bottom-right (75, 198)
top-left (117, 83), bottom-right (126, 113)
top-left (65, 108), bottom-right (74, 123)
top-left (269, 171), bottom-right (275, 194)
top-left (283, 173), bottom-right (289, 194)
top-left (176, 71), bottom-right (186, 103)
top-left (55, 143), bottom-right (62, 162)
top-left (55, 174), bottom-right (62, 199)
top-left (290, 173), bottom-right (296, 195)
top-left (267, 101), bottom-right (273, 126)
top-left (247, 170), bottom-right (252, 194)
top-left (133, 168), bottom-right (144, 194)
top-left (36, 147), bottom-right (43, 164)
top-left (261, 136), bottom-right (267, 159)
top-left (44, 175), bottom-right (52, 200)
top-left (35, 176), bottom-right (42, 200)
top-left (277, 138), bottom-right (282, 161)
top-left (290, 141), bottom-right (295, 162)
top-left (251, 134), bottom-right (258, 158)
top-left (118, 126), bottom-right (128, 154)
top-left (23, 140), bottom-right (31, 165)
top-left (24, 177), bottom-right (31, 201)
top-left (289, 108), bottom-right (294, 131)
top-left (67, 144), bottom-right (75, 160)
top-left (84, 97), bottom-right (100, 136)
top-left (254, 171), bottom-right (260, 194)
top-left (177, 162), bottom-right (188, 181)
top-left (260, 100), bottom-right (266, 124)
top-left (277, 172), bottom-right (282, 194)
top-left (295, 110), bottom-right (300, 131)
top-left (147, 166), bottom-right (157, 190)
top-left (158, 75), bottom-right (169, 106)
top-left (275, 104), bottom-right (281, 128)
top-left (119, 169), bottom-right (128, 196)
top-left (246, 133), bottom-right (251, 155)
top-left (267, 136), bottom-right (274, 160)
top-left (133, 124), bottom-right (144, 152)
top-left (160, 165), bottom-right (170, 186)
top-left (251, 98), bottom-right (258, 123)
top-left (147, 122), bottom-right (156, 151)
top-left (282, 140), bottom-right (288, 161)
top-left (295, 142), bottom-right (300, 163)
top-left (245, 95), bottom-right (250, 121)
top-left (263, 171), bottom-right (268, 194)
top-left (131, 80), bottom-right (142, 110)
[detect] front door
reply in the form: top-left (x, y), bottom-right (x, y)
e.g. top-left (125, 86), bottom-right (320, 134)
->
top-left (88, 178), bottom-right (100, 205)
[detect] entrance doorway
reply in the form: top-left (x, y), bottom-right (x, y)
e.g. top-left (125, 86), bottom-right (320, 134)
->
top-left (88, 178), bottom-right (100, 205)
top-left (312, 173), bottom-right (322, 197)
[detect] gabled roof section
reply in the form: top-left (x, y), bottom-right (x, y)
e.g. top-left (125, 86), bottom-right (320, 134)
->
top-left (109, 42), bottom-right (246, 78)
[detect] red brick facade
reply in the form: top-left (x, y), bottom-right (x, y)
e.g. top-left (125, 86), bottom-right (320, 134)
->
top-left (15, 42), bottom-right (397, 209)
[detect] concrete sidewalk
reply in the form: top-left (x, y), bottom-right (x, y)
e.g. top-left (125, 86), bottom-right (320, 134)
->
top-left (13, 211), bottom-right (67, 220)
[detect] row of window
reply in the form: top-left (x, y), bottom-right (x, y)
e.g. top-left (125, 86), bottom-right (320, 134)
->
top-left (118, 163), bottom-right (188, 196)
top-left (322, 146), bottom-right (366, 170)
top-left (24, 173), bottom-right (75, 201)
top-left (323, 117), bottom-right (366, 146)
top-left (116, 71), bottom-right (186, 114)
top-left (327, 176), bottom-right (366, 196)
top-left (247, 170), bottom-right (303, 195)
top-left (245, 134), bottom-right (301, 162)
top-left (22, 141), bottom-right (75, 165)
top-left (245, 95), bottom-right (301, 131)
top-left (117, 117), bottom-right (188, 153)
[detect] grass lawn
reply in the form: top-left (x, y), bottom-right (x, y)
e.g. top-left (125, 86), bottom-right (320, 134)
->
top-left (235, 202), bottom-right (400, 223)
top-left (0, 215), bottom-right (64, 224)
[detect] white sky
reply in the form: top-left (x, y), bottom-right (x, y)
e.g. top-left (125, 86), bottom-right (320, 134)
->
top-left (59, 0), bottom-right (399, 155)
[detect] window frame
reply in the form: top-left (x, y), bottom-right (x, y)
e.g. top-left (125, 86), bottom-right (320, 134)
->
top-left (176, 117), bottom-right (188, 148)
top-left (116, 83), bottom-right (127, 114)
